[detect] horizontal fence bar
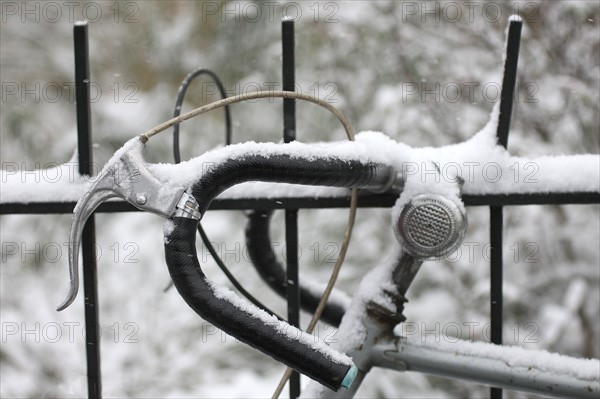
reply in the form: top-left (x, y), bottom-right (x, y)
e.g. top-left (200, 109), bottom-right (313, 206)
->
top-left (1, 192), bottom-right (599, 215)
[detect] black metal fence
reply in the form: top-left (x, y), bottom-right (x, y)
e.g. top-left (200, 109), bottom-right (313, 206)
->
top-left (1, 19), bottom-right (598, 399)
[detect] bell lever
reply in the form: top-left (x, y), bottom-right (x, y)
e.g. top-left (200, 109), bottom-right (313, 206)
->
top-left (58, 138), bottom-right (186, 311)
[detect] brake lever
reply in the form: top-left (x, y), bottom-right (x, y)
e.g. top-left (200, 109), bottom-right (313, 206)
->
top-left (58, 136), bottom-right (188, 311)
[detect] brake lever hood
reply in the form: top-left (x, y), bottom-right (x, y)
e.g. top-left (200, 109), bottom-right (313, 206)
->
top-left (58, 137), bottom-right (185, 311)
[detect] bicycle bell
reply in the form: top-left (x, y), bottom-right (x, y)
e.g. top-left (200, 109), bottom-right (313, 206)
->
top-left (394, 194), bottom-right (467, 259)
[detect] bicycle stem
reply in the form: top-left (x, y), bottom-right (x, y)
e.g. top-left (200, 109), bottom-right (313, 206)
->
top-left (301, 250), bottom-right (423, 398)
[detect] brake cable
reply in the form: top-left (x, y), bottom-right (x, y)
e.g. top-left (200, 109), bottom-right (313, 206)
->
top-left (140, 91), bottom-right (355, 141)
top-left (139, 90), bottom-right (359, 396)
top-left (172, 68), bottom-right (232, 163)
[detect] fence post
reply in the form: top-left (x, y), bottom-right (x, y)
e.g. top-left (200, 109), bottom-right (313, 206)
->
top-left (490, 17), bottom-right (522, 399)
top-left (282, 17), bottom-right (301, 399)
top-left (74, 21), bottom-right (102, 399)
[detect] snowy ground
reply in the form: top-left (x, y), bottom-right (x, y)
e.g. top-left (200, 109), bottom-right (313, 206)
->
top-left (1, 1), bottom-right (599, 398)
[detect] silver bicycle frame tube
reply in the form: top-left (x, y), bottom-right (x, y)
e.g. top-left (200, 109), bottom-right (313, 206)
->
top-left (311, 317), bottom-right (599, 399)
top-left (371, 338), bottom-right (599, 399)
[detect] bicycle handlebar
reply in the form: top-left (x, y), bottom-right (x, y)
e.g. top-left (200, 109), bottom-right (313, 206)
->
top-left (62, 137), bottom-right (397, 391)
top-left (165, 151), bottom-right (394, 391)
top-left (190, 153), bottom-right (396, 215)
top-left (165, 216), bottom-right (354, 390)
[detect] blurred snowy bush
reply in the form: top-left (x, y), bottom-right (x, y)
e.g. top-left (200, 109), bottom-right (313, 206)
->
top-left (1, 1), bottom-right (598, 397)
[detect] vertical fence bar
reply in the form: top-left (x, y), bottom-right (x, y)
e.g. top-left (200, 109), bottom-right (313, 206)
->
top-left (489, 206), bottom-right (503, 399)
top-left (74, 21), bottom-right (102, 399)
top-left (490, 17), bottom-right (522, 399)
top-left (282, 17), bottom-right (300, 399)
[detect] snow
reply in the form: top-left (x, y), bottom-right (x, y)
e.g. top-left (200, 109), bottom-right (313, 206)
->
top-left (148, 137), bottom-right (389, 187)
top-left (2, 2), bottom-right (599, 398)
top-left (2, 115), bottom-right (598, 204)
top-left (0, 137), bottom-right (143, 204)
top-left (0, 161), bottom-right (90, 203)
top-left (509, 14), bottom-right (523, 23)
top-left (163, 219), bottom-right (175, 243)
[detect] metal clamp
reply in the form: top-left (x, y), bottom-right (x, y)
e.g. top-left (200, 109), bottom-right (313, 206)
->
top-left (173, 192), bottom-right (201, 220)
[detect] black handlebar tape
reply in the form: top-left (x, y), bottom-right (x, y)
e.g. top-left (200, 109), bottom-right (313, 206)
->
top-left (164, 216), bottom-right (353, 391)
top-left (191, 154), bottom-right (395, 215)
top-left (246, 210), bottom-right (346, 327)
